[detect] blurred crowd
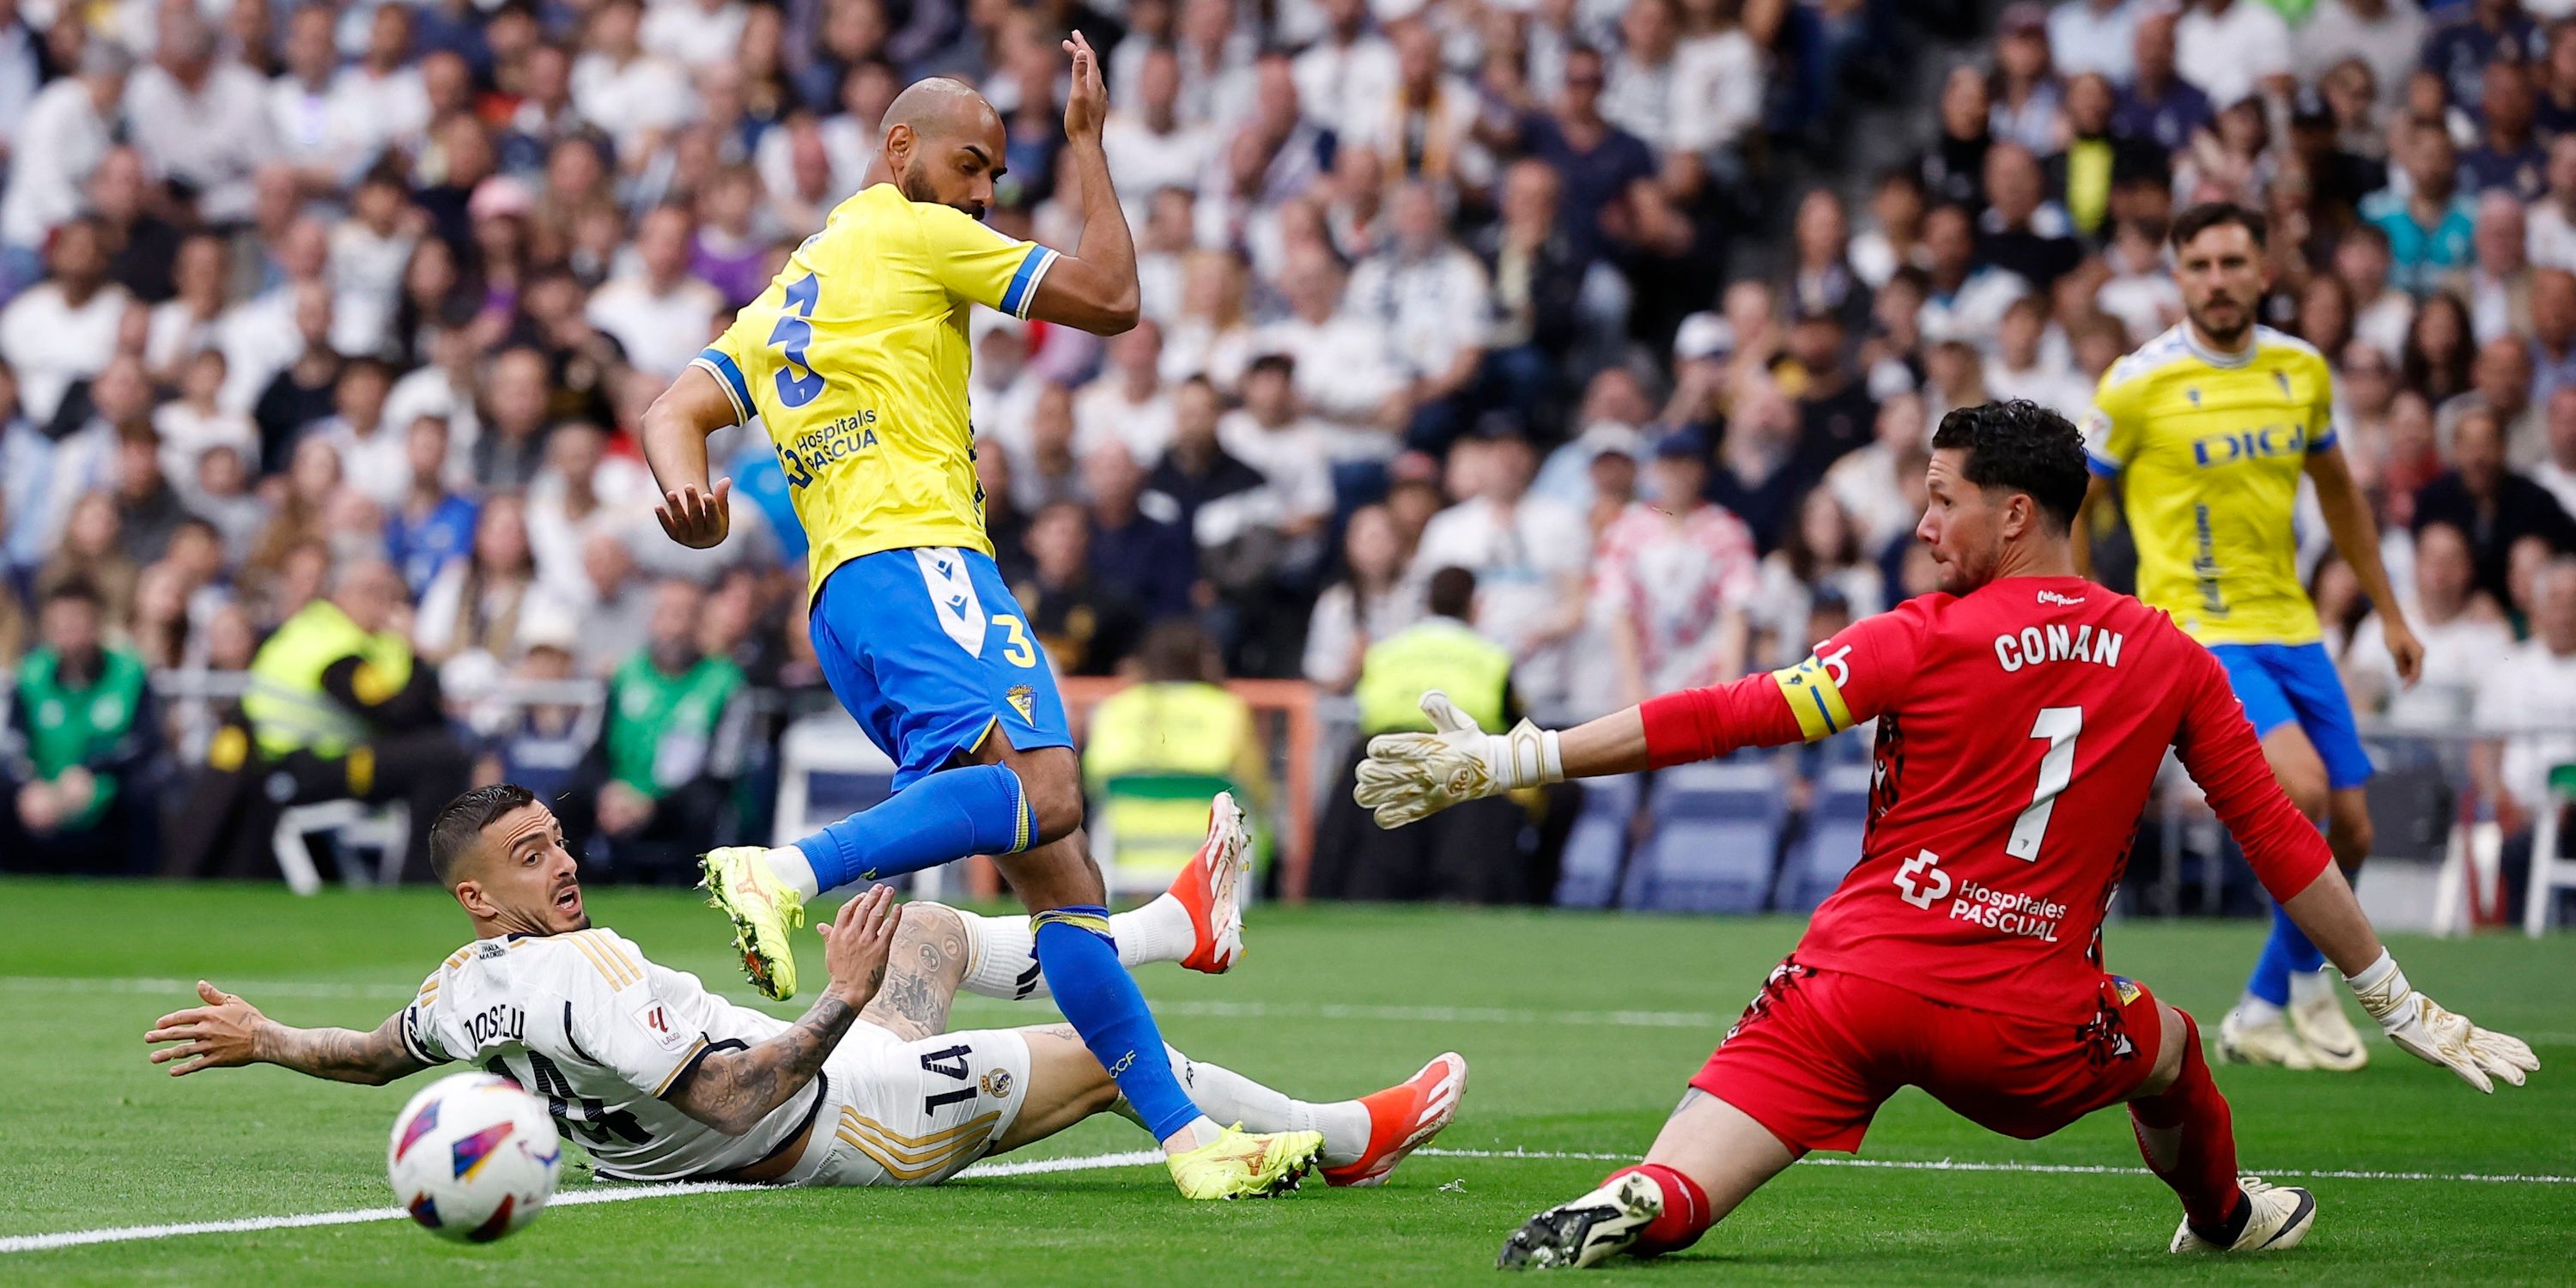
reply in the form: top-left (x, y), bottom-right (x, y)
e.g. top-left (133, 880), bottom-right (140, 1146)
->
top-left (14, 0), bottom-right (2576, 891)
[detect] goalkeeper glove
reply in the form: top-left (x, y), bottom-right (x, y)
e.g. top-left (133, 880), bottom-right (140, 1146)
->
top-left (1351, 691), bottom-right (1564, 829)
top-left (2343, 951), bottom-right (2541, 1093)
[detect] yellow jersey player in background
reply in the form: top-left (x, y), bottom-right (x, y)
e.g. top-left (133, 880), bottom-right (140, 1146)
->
top-left (2079, 202), bottom-right (2424, 1074)
top-left (640, 36), bottom-right (1319, 1200)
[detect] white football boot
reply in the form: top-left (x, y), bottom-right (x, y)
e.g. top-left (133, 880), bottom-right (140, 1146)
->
top-left (2286, 971), bottom-right (2370, 1072)
top-left (2169, 1177), bottom-right (2317, 1253)
top-left (2216, 1006), bottom-right (2315, 1071)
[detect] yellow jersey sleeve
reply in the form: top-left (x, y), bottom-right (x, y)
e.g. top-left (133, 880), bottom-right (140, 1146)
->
top-left (910, 201), bottom-right (1058, 319)
top-left (691, 311), bottom-right (762, 426)
top-left (2081, 363), bottom-right (2142, 478)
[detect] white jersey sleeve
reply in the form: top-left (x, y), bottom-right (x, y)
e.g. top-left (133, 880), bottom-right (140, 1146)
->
top-left (398, 963), bottom-right (456, 1066)
top-left (540, 928), bottom-right (714, 1099)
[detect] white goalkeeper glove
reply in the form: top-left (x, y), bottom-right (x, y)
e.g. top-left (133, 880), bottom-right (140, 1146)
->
top-left (2343, 951), bottom-right (2540, 1094)
top-left (1351, 691), bottom-right (1564, 829)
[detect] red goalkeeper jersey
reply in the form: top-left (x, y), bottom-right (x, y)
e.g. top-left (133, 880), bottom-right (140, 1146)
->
top-left (1640, 574), bottom-right (2331, 1024)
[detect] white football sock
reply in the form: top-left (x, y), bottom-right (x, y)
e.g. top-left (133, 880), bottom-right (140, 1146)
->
top-left (762, 847), bottom-right (822, 901)
top-left (2286, 969), bottom-right (2336, 1006)
top-left (1118, 1046), bottom-right (1371, 1165)
top-left (953, 896), bottom-right (1198, 1000)
top-left (2233, 993), bottom-right (2284, 1025)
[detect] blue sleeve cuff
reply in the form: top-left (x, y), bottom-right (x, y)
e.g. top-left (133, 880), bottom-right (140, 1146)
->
top-left (2085, 450), bottom-right (2122, 479)
top-left (2308, 426), bottom-right (2339, 453)
top-left (694, 349), bottom-right (753, 424)
top-left (999, 245), bottom-right (1058, 319)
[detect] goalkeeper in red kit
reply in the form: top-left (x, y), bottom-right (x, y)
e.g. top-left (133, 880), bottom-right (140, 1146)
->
top-left (1354, 401), bottom-right (2539, 1270)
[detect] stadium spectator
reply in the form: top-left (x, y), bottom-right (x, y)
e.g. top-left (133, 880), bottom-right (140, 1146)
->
top-left (1, 216), bottom-right (126, 430)
top-left (251, 283), bottom-right (343, 468)
top-left (384, 416), bottom-right (477, 597)
top-left (2300, 2), bottom-right (2427, 112)
top-left (125, 8), bottom-right (275, 226)
top-left (2, 578), bottom-right (161, 873)
top-left (1084, 441), bottom-right (1197, 624)
top-left (2466, 194), bottom-right (2538, 345)
top-left (2174, 0), bottom-right (2293, 112)
top-left (1347, 182), bottom-right (1495, 454)
top-left (561, 578), bottom-right (750, 882)
top-left (1751, 488), bottom-right (1886, 667)
top-left (416, 492), bottom-right (539, 670)
top-left (1593, 427), bottom-right (1755, 707)
top-left (1076, 319), bottom-right (1176, 462)
top-left (2414, 404), bottom-right (2576, 601)
top-left (1412, 423), bottom-right (1589, 720)
top-left (2473, 556), bottom-right (2576, 906)
top-left (2421, 0), bottom-right (2541, 112)
top-left (584, 206), bottom-right (724, 380)
top-left (2050, 0), bottom-right (2140, 84)
top-left (2402, 289), bottom-right (2476, 403)
top-left (2115, 7), bottom-right (2215, 155)
top-left (1018, 499), bottom-right (1143, 677)
top-left (2347, 519), bottom-right (2515, 726)
top-left (2366, 120), bottom-right (2478, 296)
top-left (474, 346), bottom-right (556, 490)
top-left (1304, 502), bottom-right (1417, 693)
top-left (1, 41), bottom-right (127, 266)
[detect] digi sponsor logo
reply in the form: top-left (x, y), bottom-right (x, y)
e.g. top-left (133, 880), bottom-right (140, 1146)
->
top-left (2190, 422), bottom-right (2307, 467)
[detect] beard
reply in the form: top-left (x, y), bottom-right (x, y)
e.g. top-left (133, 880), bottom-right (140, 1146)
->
top-left (2187, 296), bottom-right (2252, 348)
top-left (896, 156), bottom-right (981, 218)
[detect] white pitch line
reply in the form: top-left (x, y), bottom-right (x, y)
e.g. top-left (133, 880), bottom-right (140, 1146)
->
top-left (1413, 1147), bottom-right (2576, 1185)
top-left (21, 976), bottom-right (2576, 1045)
top-left (10, 1142), bottom-right (2573, 1255)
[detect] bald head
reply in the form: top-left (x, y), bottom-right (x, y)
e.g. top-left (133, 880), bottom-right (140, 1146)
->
top-left (884, 77), bottom-right (1007, 216)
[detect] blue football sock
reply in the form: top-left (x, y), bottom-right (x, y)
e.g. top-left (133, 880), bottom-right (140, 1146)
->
top-left (1033, 907), bottom-right (1202, 1142)
top-left (793, 762), bottom-right (1031, 894)
top-left (2245, 903), bottom-right (2306, 1005)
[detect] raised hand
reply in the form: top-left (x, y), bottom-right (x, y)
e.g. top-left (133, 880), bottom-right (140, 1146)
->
top-left (819, 884), bottom-right (903, 1008)
top-left (1061, 29), bottom-right (1107, 143)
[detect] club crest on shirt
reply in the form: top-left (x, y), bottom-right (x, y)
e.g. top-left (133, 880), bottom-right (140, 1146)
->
top-left (981, 1068), bottom-right (1014, 1100)
top-left (1005, 684), bottom-right (1036, 722)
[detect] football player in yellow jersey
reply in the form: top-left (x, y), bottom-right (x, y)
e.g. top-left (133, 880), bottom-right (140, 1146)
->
top-left (2080, 203), bottom-right (2424, 1073)
top-left (638, 39), bottom-right (1320, 1201)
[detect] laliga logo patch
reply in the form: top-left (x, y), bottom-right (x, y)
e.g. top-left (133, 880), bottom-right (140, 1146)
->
top-left (981, 1068), bottom-right (1014, 1099)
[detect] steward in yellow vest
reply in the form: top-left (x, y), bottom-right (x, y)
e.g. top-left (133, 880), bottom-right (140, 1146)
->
top-left (173, 559), bottom-right (470, 882)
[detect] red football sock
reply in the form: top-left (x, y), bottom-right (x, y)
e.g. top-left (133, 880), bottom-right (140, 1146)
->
top-left (1603, 1163), bottom-right (1713, 1256)
top-left (2126, 1010), bottom-right (2245, 1238)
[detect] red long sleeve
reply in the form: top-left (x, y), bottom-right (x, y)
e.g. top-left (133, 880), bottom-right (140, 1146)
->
top-left (1640, 671), bottom-right (1807, 767)
top-left (2172, 649), bottom-right (2334, 902)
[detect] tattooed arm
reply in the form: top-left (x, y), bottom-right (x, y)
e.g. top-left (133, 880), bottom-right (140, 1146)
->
top-left (144, 981), bottom-right (429, 1084)
top-left (667, 888), bottom-right (901, 1135)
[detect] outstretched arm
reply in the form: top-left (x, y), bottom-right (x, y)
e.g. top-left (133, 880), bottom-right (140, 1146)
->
top-left (666, 888), bottom-right (901, 1135)
top-left (143, 981), bottom-right (428, 1084)
top-left (2175, 653), bottom-right (2536, 1092)
top-left (2072, 474), bottom-right (2112, 580)
top-left (2306, 444), bottom-right (2421, 684)
top-left (1024, 32), bottom-right (1139, 336)
top-left (1356, 616), bottom-right (1910, 828)
top-left (641, 364), bottom-right (741, 550)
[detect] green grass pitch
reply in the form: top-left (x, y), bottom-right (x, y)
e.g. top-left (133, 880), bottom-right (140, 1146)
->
top-left (3, 879), bottom-right (2571, 1285)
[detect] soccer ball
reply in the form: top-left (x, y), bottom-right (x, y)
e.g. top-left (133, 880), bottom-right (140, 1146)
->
top-left (387, 1072), bottom-right (563, 1242)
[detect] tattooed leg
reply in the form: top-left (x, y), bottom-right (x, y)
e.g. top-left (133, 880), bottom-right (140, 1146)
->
top-left (857, 902), bottom-right (971, 1042)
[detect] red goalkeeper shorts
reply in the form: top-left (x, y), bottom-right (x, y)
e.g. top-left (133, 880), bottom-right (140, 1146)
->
top-left (1691, 958), bottom-right (2166, 1155)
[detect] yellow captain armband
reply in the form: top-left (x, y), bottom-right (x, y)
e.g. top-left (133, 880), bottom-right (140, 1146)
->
top-left (1770, 651), bottom-right (1854, 743)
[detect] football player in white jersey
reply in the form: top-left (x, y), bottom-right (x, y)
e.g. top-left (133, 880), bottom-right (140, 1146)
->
top-left (145, 785), bottom-right (1465, 1193)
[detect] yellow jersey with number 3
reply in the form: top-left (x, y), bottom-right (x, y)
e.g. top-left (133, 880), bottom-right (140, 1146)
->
top-left (2081, 324), bottom-right (2336, 647)
top-left (692, 184), bottom-right (1060, 589)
